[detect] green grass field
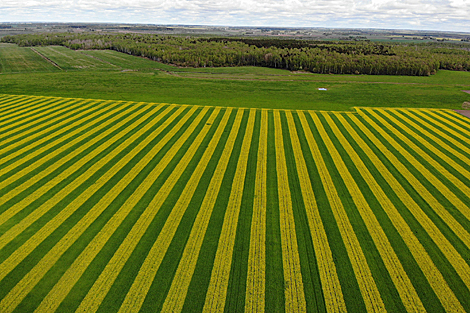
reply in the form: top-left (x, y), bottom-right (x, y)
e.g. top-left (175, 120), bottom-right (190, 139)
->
top-left (0, 43), bottom-right (469, 111)
top-left (0, 94), bottom-right (469, 312)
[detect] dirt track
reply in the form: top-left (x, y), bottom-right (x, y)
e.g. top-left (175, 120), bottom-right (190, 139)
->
top-left (455, 110), bottom-right (470, 119)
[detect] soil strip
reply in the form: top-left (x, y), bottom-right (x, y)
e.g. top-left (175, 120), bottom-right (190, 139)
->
top-left (455, 110), bottom-right (470, 119)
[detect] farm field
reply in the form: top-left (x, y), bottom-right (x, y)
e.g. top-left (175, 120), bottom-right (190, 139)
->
top-left (1, 43), bottom-right (469, 110)
top-left (0, 94), bottom-right (469, 312)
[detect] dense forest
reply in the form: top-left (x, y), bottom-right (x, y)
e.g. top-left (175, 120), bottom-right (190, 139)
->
top-left (2, 33), bottom-right (470, 76)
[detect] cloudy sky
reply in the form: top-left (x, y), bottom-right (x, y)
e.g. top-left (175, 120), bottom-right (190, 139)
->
top-left (1, 0), bottom-right (469, 32)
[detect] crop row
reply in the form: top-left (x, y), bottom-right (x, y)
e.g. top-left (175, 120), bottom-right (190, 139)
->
top-left (0, 95), bottom-right (469, 312)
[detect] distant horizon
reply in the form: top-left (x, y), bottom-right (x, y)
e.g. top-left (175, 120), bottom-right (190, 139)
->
top-left (1, 21), bottom-right (470, 35)
top-left (1, 0), bottom-right (469, 33)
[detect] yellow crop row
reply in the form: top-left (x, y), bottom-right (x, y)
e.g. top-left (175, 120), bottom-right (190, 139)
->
top-left (436, 110), bottom-right (470, 129)
top-left (0, 97), bottom-right (79, 140)
top-left (302, 111), bottom-right (386, 312)
top-left (0, 101), bottom-right (140, 208)
top-left (346, 114), bottom-right (470, 249)
top-left (36, 107), bottom-right (219, 313)
top-left (0, 94), bottom-right (19, 107)
top-left (112, 108), bottom-right (225, 313)
top-left (341, 113), bottom-right (470, 306)
top-left (161, 109), bottom-right (245, 313)
top-left (0, 96), bottom-right (49, 124)
top-left (0, 98), bottom-right (94, 148)
top-left (0, 105), bottom-right (187, 292)
top-left (0, 96), bottom-right (41, 120)
top-left (341, 116), bottom-right (470, 243)
top-left (394, 109), bottom-right (470, 160)
top-left (0, 105), bottom-right (199, 313)
top-left (245, 109), bottom-right (268, 313)
top-left (325, 113), bottom-right (441, 312)
top-left (0, 96), bottom-right (63, 128)
top-left (0, 99), bottom-right (109, 165)
top-left (0, 105), bottom-right (171, 241)
top-left (202, 109), bottom-right (256, 313)
top-left (271, 110), bottom-right (306, 313)
top-left (0, 96), bottom-right (25, 113)
top-left (375, 109), bottom-right (470, 189)
top-left (285, 111), bottom-right (346, 313)
top-left (422, 110), bottom-right (470, 143)
top-left (358, 109), bottom-right (470, 216)
top-left (322, 112), bottom-right (426, 311)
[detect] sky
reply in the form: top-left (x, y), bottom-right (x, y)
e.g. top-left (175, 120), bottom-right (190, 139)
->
top-left (1, 0), bottom-right (469, 33)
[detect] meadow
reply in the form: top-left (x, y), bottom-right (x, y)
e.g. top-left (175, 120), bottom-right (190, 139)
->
top-left (0, 94), bottom-right (469, 312)
top-left (0, 43), bottom-right (469, 111)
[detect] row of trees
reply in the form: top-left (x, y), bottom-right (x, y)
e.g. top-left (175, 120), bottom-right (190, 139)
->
top-left (2, 33), bottom-right (470, 76)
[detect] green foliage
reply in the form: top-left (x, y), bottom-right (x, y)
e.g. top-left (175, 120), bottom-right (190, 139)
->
top-left (2, 33), bottom-right (470, 76)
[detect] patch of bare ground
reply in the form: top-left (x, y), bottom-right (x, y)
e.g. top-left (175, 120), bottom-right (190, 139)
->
top-left (455, 110), bottom-right (470, 119)
top-left (462, 90), bottom-right (470, 94)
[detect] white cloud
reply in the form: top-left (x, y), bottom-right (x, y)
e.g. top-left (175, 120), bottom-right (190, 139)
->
top-left (0, 0), bottom-right (469, 32)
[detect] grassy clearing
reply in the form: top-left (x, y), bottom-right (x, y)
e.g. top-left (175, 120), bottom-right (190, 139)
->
top-left (0, 44), bottom-right (469, 110)
top-left (1, 95), bottom-right (469, 312)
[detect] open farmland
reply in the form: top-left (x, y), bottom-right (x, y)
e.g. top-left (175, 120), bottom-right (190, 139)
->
top-left (1, 43), bottom-right (470, 111)
top-left (0, 44), bottom-right (60, 73)
top-left (0, 94), bottom-right (469, 312)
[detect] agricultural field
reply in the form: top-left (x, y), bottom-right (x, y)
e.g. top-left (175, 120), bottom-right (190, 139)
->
top-left (33, 46), bottom-right (117, 71)
top-left (1, 43), bottom-right (470, 111)
top-left (0, 94), bottom-right (469, 312)
top-left (0, 43), bottom-right (59, 73)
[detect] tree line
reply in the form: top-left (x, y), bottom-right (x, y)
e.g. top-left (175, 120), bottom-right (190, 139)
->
top-left (2, 33), bottom-right (470, 76)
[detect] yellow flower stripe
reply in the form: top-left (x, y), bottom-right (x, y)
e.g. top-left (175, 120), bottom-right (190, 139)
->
top-left (0, 95), bottom-right (44, 116)
top-left (325, 113), bottom-right (464, 312)
top-left (300, 111), bottom-right (386, 312)
top-left (0, 104), bottom-right (156, 252)
top-left (395, 109), bottom-right (470, 157)
top-left (0, 97), bottom-right (82, 142)
top-left (160, 110), bottom-right (246, 313)
top-left (0, 95), bottom-right (71, 126)
top-left (347, 113), bottom-right (470, 229)
top-left (0, 105), bottom-right (189, 287)
top-left (261, 109), bottom-right (306, 313)
top-left (0, 94), bottom-right (19, 106)
top-left (0, 96), bottom-right (65, 128)
top-left (285, 111), bottom-right (346, 313)
top-left (423, 110), bottom-right (470, 143)
top-left (0, 99), bottom-right (110, 161)
top-left (244, 109), bottom-right (268, 313)
top-left (0, 103), bottom-right (164, 234)
top-left (200, 109), bottom-right (256, 313)
top-left (0, 105), bottom-right (202, 313)
top-left (0, 101), bottom-right (138, 207)
top-left (342, 114), bottom-right (470, 299)
top-left (436, 110), bottom-right (470, 129)
top-left (374, 109), bottom-right (470, 183)
top-left (76, 108), bottom-right (224, 312)
top-left (357, 108), bottom-right (470, 214)
top-left (320, 112), bottom-right (427, 312)
top-left (36, 107), bottom-right (225, 313)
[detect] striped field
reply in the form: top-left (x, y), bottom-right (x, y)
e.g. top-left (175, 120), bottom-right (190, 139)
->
top-left (0, 94), bottom-right (469, 312)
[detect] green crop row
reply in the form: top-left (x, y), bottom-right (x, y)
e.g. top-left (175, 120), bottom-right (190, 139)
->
top-left (0, 95), bottom-right (469, 312)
